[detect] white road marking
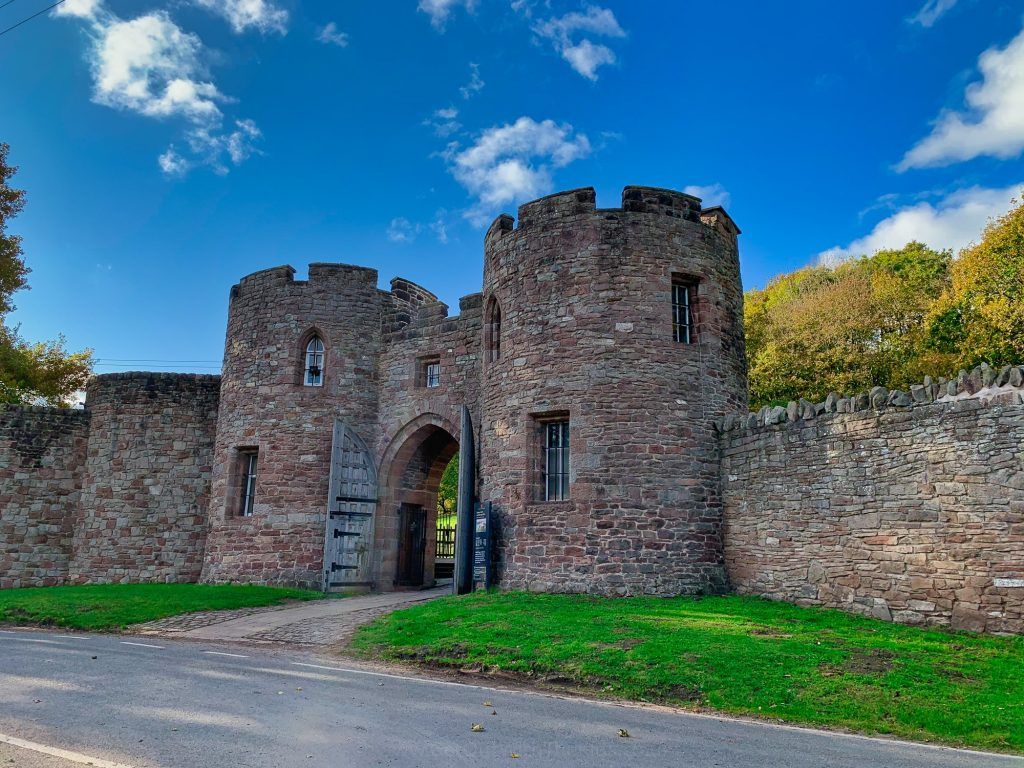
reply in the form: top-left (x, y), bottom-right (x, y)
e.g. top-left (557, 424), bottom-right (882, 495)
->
top-left (55, 635), bottom-right (90, 641)
top-left (0, 733), bottom-right (142, 768)
top-left (119, 641), bottom-right (164, 649)
top-left (0, 637), bottom-right (65, 645)
top-left (202, 651), bottom-right (249, 658)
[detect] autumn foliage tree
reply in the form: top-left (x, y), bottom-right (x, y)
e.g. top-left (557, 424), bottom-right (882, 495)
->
top-left (0, 143), bottom-right (92, 406)
top-left (745, 242), bottom-right (955, 407)
top-left (925, 199), bottom-right (1024, 370)
top-left (746, 196), bottom-right (1024, 408)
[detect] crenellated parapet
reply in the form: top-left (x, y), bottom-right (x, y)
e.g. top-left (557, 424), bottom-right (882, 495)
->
top-left (719, 362), bottom-right (1024, 433)
top-left (485, 185), bottom-right (739, 247)
top-left (230, 262), bottom-right (378, 302)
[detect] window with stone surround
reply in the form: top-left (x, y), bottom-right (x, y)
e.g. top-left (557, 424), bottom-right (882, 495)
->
top-left (672, 276), bottom-right (698, 344)
top-left (237, 449), bottom-right (258, 517)
top-left (418, 357), bottom-right (441, 388)
top-left (536, 415), bottom-right (570, 502)
top-left (304, 335), bottom-right (325, 386)
top-left (485, 297), bottom-right (502, 362)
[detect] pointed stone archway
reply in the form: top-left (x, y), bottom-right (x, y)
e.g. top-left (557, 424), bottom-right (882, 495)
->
top-left (375, 413), bottom-right (460, 591)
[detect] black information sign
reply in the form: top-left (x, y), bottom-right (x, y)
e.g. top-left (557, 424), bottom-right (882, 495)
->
top-left (472, 502), bottom-right (492, 591)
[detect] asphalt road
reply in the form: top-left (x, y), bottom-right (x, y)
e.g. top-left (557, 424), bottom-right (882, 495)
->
top-left (0, 629), bottom-right (1019, 768)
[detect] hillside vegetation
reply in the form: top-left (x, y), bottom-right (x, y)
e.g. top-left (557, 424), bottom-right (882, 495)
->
top-left (746, 198), bottom-right (1024, 408)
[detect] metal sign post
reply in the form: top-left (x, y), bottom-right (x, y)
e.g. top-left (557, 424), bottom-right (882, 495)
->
top-left (472, 502), bottom-right (492, 591)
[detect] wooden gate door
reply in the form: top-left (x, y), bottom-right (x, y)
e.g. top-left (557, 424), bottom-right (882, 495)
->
top-left (323, 420), bottom-right (377, 590)
top-left (395, 503), bottom-right (426, 587)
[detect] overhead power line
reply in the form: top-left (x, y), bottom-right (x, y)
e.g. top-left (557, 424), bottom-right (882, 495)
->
top-left (0, 1), bottom-right (23, 11)
top-left (93, 363), bottom-right (222, 369)
top-left (94, 358), bottom-right (223, 364)
top-left (0, 0), bottom-right (66, 38)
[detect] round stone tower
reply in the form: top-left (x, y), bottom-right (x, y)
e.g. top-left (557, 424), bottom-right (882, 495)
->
top-left (480, 186), bottom-right (747, 596)
top-left (202, 263), bottom-right (383, 588)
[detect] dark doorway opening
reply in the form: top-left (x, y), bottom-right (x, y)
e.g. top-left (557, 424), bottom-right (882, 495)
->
top-left (396, 503), bottom-right (427, 587)
top-left (379, 417), bottom-right (460, 591)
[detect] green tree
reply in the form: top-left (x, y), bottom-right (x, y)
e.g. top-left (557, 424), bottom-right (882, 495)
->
top-left (437, 454), bottom-right (459, 522)
top-left (745, 242), bottom-right (954, 408)
top-left (926, 198), bottom-right (1024, 369)
top-left (0, 143), bottom-right (92, 406)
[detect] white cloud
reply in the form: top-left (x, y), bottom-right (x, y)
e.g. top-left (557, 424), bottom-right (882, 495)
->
top-left (431, 213), bottom-right (450, 244)
top-left (54, 0), bottom-right (102, 20)
top-left (92, 12), bottom-right (224, 123)
top-left (446, 116), bottom-right (591, 224)
top-left (184, 119), bottom-right (262, 173)
top-left (387, 212), bottom-right (451, 244)
top-left (387, 218), bottom-right (420, 243)
top-left (683, 183), bottom-right (731, 209)
top-left (316, 22), bottom-right (349, 47)
top-left (192, 0), bottom-right (288, 34)
top-left (817, 183), bottom-right (1022, 265)
top-left (531, 5), bottom-right (625, 80)
top-left (418, 0), bottom-right (476, 31)
top-left (460, 62), bottom-right (484, 99)
top-left (560, 39), bottom-right (616, 81)
top-left (57, 5), bottom-right (261, 177)
top-left (908, 0), bottom-right (958, 27)
top-left (424, 106), bottom-right (461, 138)
top-left (899, 27), bottom-right (1024, 170)
top-left (158, 145), bottom-right (190, 176)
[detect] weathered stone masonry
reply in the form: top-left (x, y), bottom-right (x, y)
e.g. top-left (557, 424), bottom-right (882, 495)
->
top-left (0, 373), bottom-right (218, 587)
top-left (0, 407), bottom-right (88, 588)
top-left (0, 184), bottom-right (1020, 635)
top-left (720, 367), bottom-right (1024, 634)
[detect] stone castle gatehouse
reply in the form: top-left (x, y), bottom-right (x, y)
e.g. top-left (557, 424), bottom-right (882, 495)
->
top-left (2, 185), bottom-right (1022, 634)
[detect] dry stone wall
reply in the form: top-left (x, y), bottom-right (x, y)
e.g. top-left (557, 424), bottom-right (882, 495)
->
top-left (720, 364), bottom-right (1024, 633)
top-left (0, 406), bottom-right (88, 588)
top-left (69, 373), bottom-right (220, 584)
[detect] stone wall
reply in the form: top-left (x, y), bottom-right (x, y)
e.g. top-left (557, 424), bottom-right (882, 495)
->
top-left (70, 373), bottom-right (220, 584)
top-left (721, 364), bottom-right (1024, 634)
top-left (0, 406), bottom-right (89, 588)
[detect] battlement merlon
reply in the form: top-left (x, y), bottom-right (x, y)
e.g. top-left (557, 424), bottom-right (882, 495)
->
top-left (230, 262), bottom-right (380, 301)
top-left (484, 185), bottom-right (742, 245)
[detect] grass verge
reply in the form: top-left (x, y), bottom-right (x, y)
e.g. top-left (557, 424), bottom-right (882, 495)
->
top-left (0, 583), bottom-right (322, 631)
top-left (351, 591), bottom-right (1024, 753)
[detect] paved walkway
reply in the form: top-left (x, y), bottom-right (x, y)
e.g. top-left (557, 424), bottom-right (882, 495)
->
top-left (135, 587), bottom-right (449, 648)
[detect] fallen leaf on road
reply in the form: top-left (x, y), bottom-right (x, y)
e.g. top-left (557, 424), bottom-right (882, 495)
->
top-left (617, 729), bottom-right (630, 738)
top-left (471, 723), bottom-right (485, 732)
top-left (483, 700), bottom-right (493, 707)
top-left (511, 753), bottom-right (520, 759)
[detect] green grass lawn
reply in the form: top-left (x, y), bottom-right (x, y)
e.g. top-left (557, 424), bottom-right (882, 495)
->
top-left (352, 591), bottom-right (1024, 753)
top-left (0, 583), bottom-right (322, 631)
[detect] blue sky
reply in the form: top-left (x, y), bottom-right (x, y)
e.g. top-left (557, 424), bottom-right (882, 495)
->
top-left (1, 0), bottom-right (1022, 374)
